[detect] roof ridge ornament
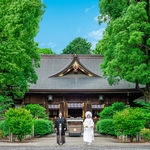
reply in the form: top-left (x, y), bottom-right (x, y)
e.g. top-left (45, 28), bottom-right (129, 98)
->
top-left (73, 53), bottom-right (78, 58)
top-left (49, 55), bottom-right (102, 78)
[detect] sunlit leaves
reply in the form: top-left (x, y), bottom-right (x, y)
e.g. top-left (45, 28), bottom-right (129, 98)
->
top-left (95, 0), bottom-right (150, 87)
top-left (0, 0), bottom-right (45, 99)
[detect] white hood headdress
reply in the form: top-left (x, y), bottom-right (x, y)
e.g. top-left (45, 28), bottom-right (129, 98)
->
top-left (85, 111), bottom-right (92, 118)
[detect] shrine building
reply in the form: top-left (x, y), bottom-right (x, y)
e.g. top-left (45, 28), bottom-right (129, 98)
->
top-left (17, 54), bottom-right (143, 123)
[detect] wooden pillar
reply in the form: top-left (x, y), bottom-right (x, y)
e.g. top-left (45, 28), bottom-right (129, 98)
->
top-left (59, 103), bottom-right (64, 116)
top-left (65, 102), bottom-right (68, 118)
top-left (82, 102), bottom-right (85, 118)
top-left (43, 96), bottom-right (49, 116)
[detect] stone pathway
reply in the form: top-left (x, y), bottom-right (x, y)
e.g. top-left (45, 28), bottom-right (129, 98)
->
top-left (0, 136), bottom-right (150, 150)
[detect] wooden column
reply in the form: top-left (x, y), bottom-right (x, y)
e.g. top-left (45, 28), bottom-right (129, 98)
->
top-left (65, 102), bottom-right (68, 118)
top-left (44, 96), bottom-right (49, 116)
top-left (59, 102), bottom-right (64, 116)
top-left (82, 102), bottom-right (85, 118)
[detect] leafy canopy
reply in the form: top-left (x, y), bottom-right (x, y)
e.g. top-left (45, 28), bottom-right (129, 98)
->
top-left (0, 0), bottom-right (45, 100)
top-left (62, 37), bottom-right (92, 54)
top-left (38, 47), bottom-right (56, 54)
top-left (94, 0), bottom-right (150, 101)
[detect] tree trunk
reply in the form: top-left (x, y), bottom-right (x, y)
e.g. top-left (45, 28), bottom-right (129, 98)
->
top-left (144, 83), bottom-right (150, 102)
top-left (136, 80), bottom-right (150, 103)
top-left (130, 135), bottom-right (133, 142)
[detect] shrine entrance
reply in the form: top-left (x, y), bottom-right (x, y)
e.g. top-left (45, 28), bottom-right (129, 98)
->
top-left (68, 109), bottom-right (82, 118)
top-left (67, 103), bottom-right (83, 118)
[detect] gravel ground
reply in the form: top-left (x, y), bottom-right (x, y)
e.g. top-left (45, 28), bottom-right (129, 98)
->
top-left (0, 136), bottom-right (150, 150)
top-left (0, 145), bottom-right (150, 150)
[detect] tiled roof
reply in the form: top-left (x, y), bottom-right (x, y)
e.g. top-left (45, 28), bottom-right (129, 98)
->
top-left (29, 54), bottom-right (143, 93)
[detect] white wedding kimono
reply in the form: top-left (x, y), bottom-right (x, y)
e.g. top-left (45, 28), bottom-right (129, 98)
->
top-left (83, 118), bottom-right (94, 143)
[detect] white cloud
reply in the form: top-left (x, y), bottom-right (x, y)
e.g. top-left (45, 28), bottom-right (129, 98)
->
top-left (40, 43), bottom-right (46, 46)
top-left (39, 42), bottom-right (57, 48)
top-left (88, 28), bottom-right (105, 40)
top-left (85, 5), bottom-right (95, 13)
top-left (91, 41), bottom-right (98, 50)
top-left (47, 42), bottom-right (57, 48)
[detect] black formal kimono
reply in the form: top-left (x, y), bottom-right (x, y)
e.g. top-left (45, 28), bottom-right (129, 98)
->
top-left (54, 117), bottom-right (67, 145)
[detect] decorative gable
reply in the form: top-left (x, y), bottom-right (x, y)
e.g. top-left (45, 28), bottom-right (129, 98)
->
top-left (50, 54), bottom-right (101, 78)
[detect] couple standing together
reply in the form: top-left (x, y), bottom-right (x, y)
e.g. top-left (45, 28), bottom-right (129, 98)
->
top-left (54, 111), bottom-right (94, 146)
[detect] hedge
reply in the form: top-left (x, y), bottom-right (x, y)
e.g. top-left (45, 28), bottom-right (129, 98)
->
top-left (34, 119), bottom-right (53, 137)
top-left (96, 119), bottom-right (116, 136)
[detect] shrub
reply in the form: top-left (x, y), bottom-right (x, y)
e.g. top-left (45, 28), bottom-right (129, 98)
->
top-left (34, 119), bottom-right (53, 137)
top-left (0, 120), bottom-right (9, 136)
top-left (96, 120), bottom-right (101, 132)
top-left (25, 104), bottom-right (49, 120)
top-left (141, 128), bottom-right (150, 141)
top-left (113, 107), bottom-right (146, 142)
top-left (5, 108), bottom-right (33, 141)
top-left (96, 119), bottom-right (116, 135)
top-left (99, 102), bottom-right (126, 119)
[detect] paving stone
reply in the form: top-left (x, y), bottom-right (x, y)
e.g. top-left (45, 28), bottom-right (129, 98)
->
top-left (0, 136), bottom-right (150, 150)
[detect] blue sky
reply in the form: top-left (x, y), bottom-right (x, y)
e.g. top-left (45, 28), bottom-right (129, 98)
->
top-left (35, 0), bottom-right (106, 54)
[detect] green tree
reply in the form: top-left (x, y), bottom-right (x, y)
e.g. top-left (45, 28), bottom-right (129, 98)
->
top-left (113, 107), bottom-right (146, 142)
top-left (5, 107), bottom-right (33, 141)
top-left (38, 47), bottom-right (56, 54)
top-left (94, 0), bottom-right (150, 101)
top-left (25, 104), bottom-right (48, 119)
top-left (0, 1), bottom-right (45, 103)
top-left (62, 37), bottom-right (92, 54)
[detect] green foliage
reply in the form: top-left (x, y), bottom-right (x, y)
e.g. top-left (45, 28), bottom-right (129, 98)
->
top-left (134, 101), bottom-right (150, 128)
top-left (34, 119), bottom-right (53, 137)
top-left (141, 128), bottom-right (150, 141)
top-left (25, 104), bottom-right (48, 119)
top-left (134, 101), bottom-right (150, 109)
top-left (62, 37), bottom-right (92, 54)
top-left (0, 0), bottom-right (45, 99)
top-left (113, 107), bottom-right (146, 137)
top-left (0, 95), bottom-right (13, 116)
top-left (0, 130), bottom-right (5, 138)
top-left (98, 0), bottom-right (128, 22)
top-left (0, 120), bottom-right (9, 136)
top-left (96, 119), bottom-right (116, 135)
top-left (5, 107), bottom-right (33, 141)
top-left (95, 0), bottom-right (150, 101)
top-left (99, 106), bottom-right (113, 119)
top-left (37, 47), bottom-right (56, 54)
top-left (99, 102), bottom-right (126, 119)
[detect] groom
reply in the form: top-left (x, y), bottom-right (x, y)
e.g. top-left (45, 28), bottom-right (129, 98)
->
top-left (54, 111), bottom-right (67, 145)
